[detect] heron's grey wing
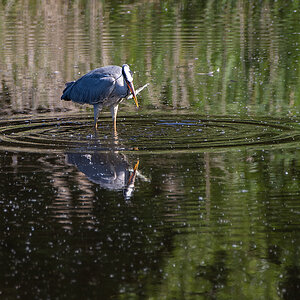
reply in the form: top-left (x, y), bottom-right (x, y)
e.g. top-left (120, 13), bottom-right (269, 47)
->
top-left (61, 74), bottom-right (115, 104)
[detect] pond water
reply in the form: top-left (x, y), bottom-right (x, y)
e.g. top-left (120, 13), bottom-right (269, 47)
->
top-left (0, 1), bottom-right (300, 299)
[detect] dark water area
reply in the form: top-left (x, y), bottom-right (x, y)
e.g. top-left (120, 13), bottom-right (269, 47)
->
top-left (0, 1), bottom-right (300, 299)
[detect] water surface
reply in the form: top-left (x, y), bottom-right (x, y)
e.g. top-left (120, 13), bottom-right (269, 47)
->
top-left (0, 1), bottom-right (300, 299)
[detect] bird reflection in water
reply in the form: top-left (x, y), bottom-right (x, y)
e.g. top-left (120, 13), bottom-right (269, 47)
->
top-left (66, 150), bottom-right (140, 200)
top-left (48, 135), bottom-right (148, 230)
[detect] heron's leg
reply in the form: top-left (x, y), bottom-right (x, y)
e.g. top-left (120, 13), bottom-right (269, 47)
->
top-left (94, 104), bottom-right (100, 129)
top-left (110, 104), bottom-right (119, 134)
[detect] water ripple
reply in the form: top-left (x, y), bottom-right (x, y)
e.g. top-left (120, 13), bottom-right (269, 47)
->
top-left (0, 114), bottom-right (299, 153)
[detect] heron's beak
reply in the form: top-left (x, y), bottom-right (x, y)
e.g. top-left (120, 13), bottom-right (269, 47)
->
top-left (127, 82), bottom-right (139, 108)
top-left (127, 160), bottom-right (139, 185)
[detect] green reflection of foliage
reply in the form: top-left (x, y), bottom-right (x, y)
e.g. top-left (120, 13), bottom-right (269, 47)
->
top-left (128, 150), bottom-right (300, 299)
top-left (0, 0), bottom-right (299, 116)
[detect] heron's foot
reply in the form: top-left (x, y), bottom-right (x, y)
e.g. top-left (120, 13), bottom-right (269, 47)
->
top-left (113, 127), bottom-right (118, 138)
top-left (113, 129), bottom-right (118, 140)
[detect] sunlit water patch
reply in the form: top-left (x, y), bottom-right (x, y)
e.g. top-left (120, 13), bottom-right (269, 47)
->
top-left (0, 113), bottom-right (300, 153)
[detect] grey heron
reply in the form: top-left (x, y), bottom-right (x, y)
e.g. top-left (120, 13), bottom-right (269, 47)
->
top-left (61, 64), bottom-right (138, 132)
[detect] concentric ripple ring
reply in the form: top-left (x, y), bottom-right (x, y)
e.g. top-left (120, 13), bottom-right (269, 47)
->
top-left (0, 113), bottom-right (299, 153)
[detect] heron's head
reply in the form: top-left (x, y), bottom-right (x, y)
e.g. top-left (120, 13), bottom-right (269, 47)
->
top-left (122, 64), bottom-right (138, 108)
